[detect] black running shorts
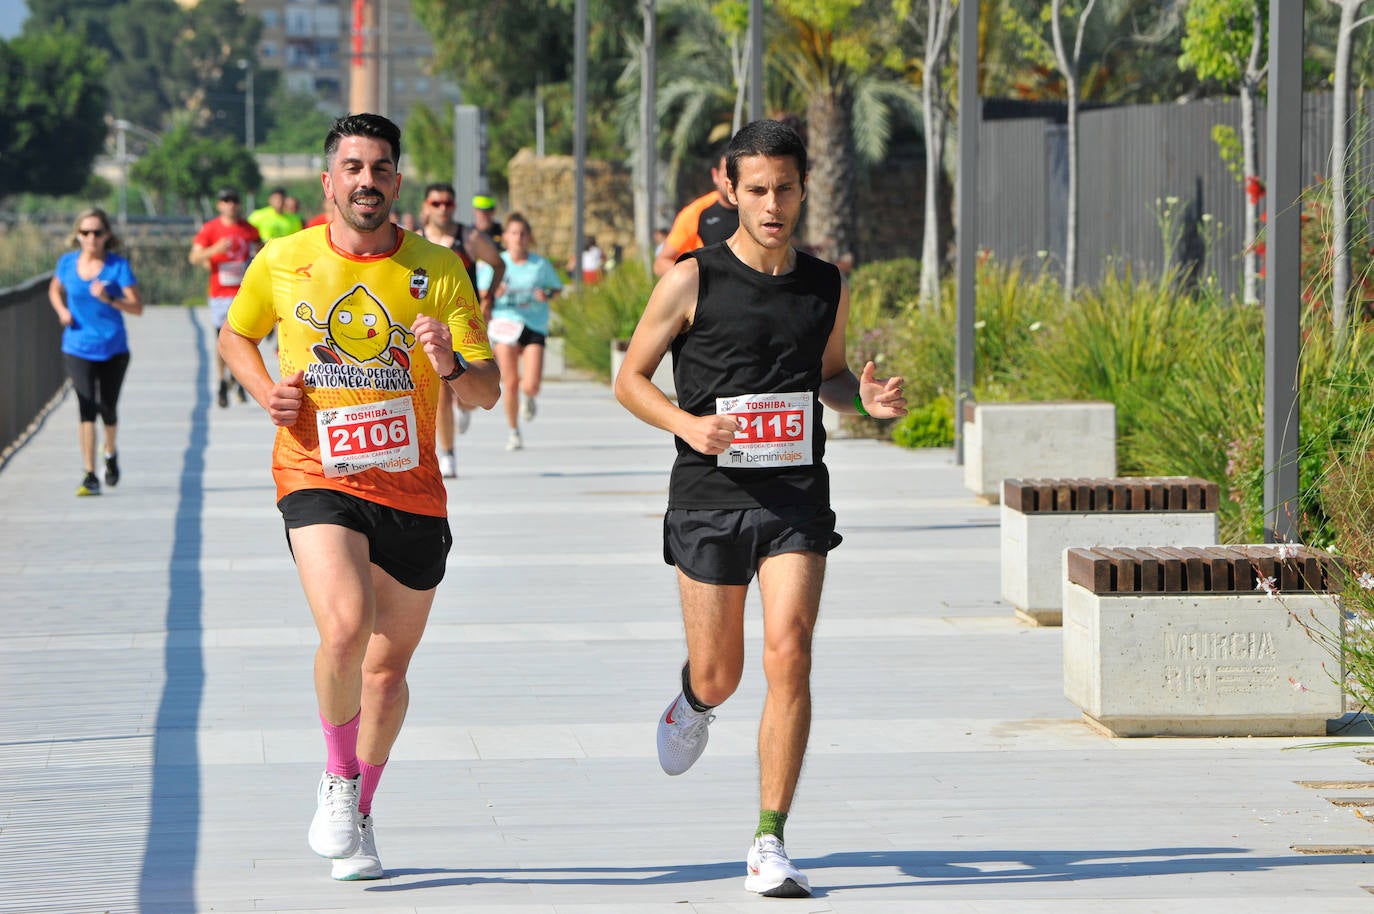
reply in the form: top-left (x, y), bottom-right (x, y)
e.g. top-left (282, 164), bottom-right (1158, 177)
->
top-left (663, 504), bottom-right (842, 585)
top-left (278, 488), bottom-right (452, 591)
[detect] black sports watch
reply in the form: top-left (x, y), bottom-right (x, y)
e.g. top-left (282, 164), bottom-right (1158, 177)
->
top-left (440, 350), bottom-right (469, 382)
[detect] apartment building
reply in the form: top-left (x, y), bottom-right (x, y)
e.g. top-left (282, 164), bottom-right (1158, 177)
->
top-left (240, 0), bottom-right (459, 126)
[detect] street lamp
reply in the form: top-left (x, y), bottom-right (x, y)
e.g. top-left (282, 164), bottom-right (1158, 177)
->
top-left (112, 118), bottom-right (162, 228)
top-left (237, 58), bottom-right (255, 151)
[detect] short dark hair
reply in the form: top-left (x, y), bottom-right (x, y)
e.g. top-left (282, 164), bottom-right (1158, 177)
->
top-left (424, 182), bottom-right (456, 198)
top-left (725, 119), bottom-right (808, 186)
top-left (268, 186), bottom-right (287, 198)
top-left (324, 113), bottom-right (402, 168)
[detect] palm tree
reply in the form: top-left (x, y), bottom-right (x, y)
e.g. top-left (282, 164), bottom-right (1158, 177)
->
top-left (769, 0), bottom-right (922, 264)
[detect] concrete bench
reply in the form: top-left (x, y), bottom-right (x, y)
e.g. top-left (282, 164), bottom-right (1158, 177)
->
top-left (1001, 476), bottom-right (1220, 626)
top-left (1062, 544), bottom-right (1343, 737)
top-left (962, 401), bottom-right (1116, 503)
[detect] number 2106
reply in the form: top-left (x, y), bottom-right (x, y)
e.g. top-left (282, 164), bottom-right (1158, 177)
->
top-left (330, 418), bottom-right (410, 454)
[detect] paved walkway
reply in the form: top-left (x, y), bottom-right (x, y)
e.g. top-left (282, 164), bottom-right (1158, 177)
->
top-left (4, 307), bottom-right (1374, 913)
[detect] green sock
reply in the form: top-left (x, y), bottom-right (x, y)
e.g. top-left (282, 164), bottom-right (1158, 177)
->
top-left (755, 809), bottom-right (788, 842)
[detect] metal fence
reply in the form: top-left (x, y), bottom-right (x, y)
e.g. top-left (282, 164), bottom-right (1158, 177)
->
top-left (0, 273), bottom-right (66, 461)
top-left (978, 92), bottom-right (1374, 299)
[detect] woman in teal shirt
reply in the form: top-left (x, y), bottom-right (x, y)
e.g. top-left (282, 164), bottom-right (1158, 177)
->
top-left (476, 212), bottom-right (562, 451)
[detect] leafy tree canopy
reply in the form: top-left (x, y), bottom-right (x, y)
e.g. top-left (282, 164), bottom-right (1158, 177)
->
top-left (0, 27), bottom-right (109, 200)
top-left (25, 0), bottom-right (268, 138)
top-left (411, 0), bottom-right (638, 192)
top-left (130, 122), bottom-right (261, 215)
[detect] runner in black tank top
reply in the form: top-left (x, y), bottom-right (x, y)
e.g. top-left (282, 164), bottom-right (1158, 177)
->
top-left (612, 120), bottom-right (907, 899)
top-left (668, 241), bottom-right (838, 510)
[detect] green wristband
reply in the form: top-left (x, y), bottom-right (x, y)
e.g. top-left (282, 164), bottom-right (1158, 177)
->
top-left (854, 394), bottom-right (870, 417)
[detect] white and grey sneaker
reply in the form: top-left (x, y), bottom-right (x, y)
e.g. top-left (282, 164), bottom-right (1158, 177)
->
top-left (506, 430), bottom-right (523, 451)
top-left (331, 814), bottom-right (383, 880)
top-left (521, 395), bottom-right (537, 421)
top-left (308, 772), bottom-right (360, 859)
top-left (438, 450), bottom-right (457, 478)
top-left (656, 692), bottom-right (713, 776)
top-left (457, 407), bottom-right (472, 434)
top-left (745, 835), bottom-right (811, 897)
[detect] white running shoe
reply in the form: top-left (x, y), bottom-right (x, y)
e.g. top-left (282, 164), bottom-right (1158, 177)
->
top-left (439, 451), bottom-right (457, 478)
top-left (745, 835), bottom-right (811, 897)
top-left (331, 814), bottom-right (383, 880)
top-left (308, 772), bottom-right (360, 859)
top-left (506, 430), bottom-right (523, 451)
top-left (457, 407), bottom-right (472, 434)
top-left (656, 692), bottom-right (713, 776)
top-left (521, 396), bottom-right (537, 421)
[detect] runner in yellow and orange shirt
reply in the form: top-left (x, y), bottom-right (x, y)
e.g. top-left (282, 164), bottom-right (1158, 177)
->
top-left (219, 113), bottom-right (499, 883)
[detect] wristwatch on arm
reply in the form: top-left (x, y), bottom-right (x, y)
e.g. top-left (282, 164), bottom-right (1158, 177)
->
top-left (440, 350), bottom-right (469, 382)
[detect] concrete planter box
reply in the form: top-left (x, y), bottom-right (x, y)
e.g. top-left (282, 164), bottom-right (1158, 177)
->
top-left (610, 339), bottom-right (675, 398)
top-left (1061, 545), bottom-right (1343, 737)
top-left (962, 401), bottom-right (1116, 503)
top-left (543, 336), bottom-right (566, 380)
top-left (1000, 477), bottom-right (1219, 626)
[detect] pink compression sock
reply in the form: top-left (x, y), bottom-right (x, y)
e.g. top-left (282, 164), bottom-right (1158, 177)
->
top-left (358, 758), bottom-right (387, 815)
top-left (320, 710), bottom-right (361, 779)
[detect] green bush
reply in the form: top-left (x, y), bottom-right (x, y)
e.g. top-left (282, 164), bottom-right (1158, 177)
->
top-left (890, 395), bottom-right (955, 448)
top-left (555, 260), bottom-right (655, 379)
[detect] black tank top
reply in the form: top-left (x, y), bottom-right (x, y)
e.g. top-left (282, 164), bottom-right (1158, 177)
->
top-left (697, 201), bottom-right (738, 246)
top-left (667, 242), bottom-right (841, 509)
top-left (425, 223), bottom-right (477, 282)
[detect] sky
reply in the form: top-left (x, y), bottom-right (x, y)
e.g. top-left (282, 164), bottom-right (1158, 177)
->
top-left (0, 0), bottom-right (27, 38)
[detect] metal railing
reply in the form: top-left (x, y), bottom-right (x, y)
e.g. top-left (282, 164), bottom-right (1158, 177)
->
top-left (0, 272), bottom-right (66, 464)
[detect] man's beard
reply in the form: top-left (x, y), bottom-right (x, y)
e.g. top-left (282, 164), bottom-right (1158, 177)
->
top-left (337, 189), bottom-right (391, 232)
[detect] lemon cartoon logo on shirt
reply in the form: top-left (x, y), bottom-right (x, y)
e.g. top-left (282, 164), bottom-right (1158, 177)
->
top-left (295, 284), bottom-right (417, 392)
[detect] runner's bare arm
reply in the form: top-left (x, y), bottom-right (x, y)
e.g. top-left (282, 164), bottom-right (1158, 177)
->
top-left (614, 259), bottom-right (739, 455)
top-left (411, 313), bottom-right (500, 410)
top-left (465, 228), bottom-right (504, 316)
top-left (218, 324), bottom-right (304, 426)
top-left (818, 281), bottom-right (907, 418)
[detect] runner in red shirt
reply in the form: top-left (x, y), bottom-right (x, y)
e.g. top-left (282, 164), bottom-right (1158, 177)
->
top-left (190, 187), bottom-right (260, 406)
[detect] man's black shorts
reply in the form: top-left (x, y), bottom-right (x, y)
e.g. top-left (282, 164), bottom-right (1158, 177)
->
top-left (278, 488), bottom-right (452, 591)
top-left (663, 504), bottom-right (842, 585)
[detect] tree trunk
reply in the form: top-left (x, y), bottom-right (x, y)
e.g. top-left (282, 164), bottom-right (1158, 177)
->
top-left (805, 89), bottom-right (857, 266)
top-left (1065, 83), bottom-right (1079, 297)
top-left (919, 0), bottom-right (955, 308)
top-left (1240, 4), bottom-right (1262, 305)
top-left (920, 71), bottom-right (946, 307)
top-left (1331, 0), bottom-right (1357, 349)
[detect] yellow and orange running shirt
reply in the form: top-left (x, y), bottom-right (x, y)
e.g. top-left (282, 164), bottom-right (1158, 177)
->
top-left (227, 225), bottom-right (493, 518)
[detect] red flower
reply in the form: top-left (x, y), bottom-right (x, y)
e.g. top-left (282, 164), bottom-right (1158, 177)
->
top-left (1246, 176), bottom-right (1265, 204)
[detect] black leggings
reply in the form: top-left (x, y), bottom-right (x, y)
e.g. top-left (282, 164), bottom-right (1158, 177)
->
top-left (64, 352), bottom-right (131, 425)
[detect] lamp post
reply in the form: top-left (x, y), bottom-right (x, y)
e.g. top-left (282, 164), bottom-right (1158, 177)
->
top-left (111, 118), bottom-right (162, 228)
top-left (237, 58), bottom-right (255, 151)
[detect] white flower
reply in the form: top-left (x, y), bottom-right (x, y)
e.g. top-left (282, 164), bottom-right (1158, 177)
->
top-left (1276, 543), bottom-right (1297, 559)
top-left (974, 320), bottom-right (986, 329)
top-left (1201, 213), bottom-right (1214, 223)
top-left (1036, 249), bottom-right (1048, 259)
top-left (1255, 575), bottom-right (1279, 597)
top-left (1165, 195), bottom-right (1180, 206)
top-left (1288, 677), bottom-right (1310, 692)
top-left (1358, 572), bottom-right (1374, 590)
top-left (1028, 321), bottom-right (1043, 332)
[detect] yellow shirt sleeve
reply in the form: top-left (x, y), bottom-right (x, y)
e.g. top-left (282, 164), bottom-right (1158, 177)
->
top-left (226, 249), bottom-right (278, 340)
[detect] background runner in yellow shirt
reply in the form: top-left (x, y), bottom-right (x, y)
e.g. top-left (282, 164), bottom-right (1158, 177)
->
top-left (219, 113), bottom-right (499, 883)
